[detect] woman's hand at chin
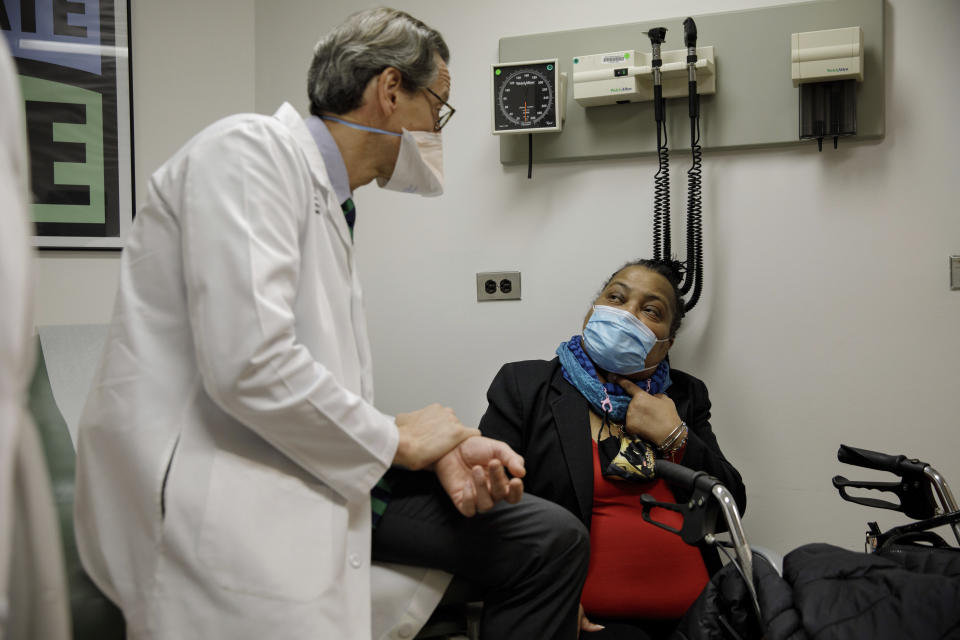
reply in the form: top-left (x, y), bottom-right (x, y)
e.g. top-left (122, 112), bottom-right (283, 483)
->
top-left (612, 375), bottom-right (682, 445)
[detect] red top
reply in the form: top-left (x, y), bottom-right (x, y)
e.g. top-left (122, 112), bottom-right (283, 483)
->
top-left (580, 439), bottom-right (709, 619)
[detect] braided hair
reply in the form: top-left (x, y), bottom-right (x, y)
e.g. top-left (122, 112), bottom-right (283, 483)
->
top-left (598, 259), bottom-right (686, 337)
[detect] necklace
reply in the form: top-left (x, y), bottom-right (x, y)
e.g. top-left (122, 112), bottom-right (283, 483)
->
top-left (591, 411), bottom-right (626, 439)
top-left (608, 420), bottom-right (626, 436)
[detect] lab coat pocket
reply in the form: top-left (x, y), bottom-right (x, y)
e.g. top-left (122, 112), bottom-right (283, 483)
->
top-left (197, 451), bottom-right (334, 601)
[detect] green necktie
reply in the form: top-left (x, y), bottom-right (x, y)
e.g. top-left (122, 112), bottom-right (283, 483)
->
top-left (340, 198), bottom-right (356, 242)
top-left (371, 476), bottom-right (391, 529)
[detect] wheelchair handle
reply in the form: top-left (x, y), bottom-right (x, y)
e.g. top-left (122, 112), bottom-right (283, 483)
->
top-left (832, 475), bottom-right (917, 513)
top-left (836, 445), bottom-right (960, 545)
top-left (639, 494), bottom-right (684, 537)
top-left (837, 444), bottom-right (928, 478)
top-left (655, 459), bottom-right (721, 494)
top-left (644, 460), bottom-right (760, 620)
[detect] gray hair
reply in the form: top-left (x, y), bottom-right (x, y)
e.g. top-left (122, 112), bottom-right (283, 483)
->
top-left (307, 8), bottom-right (449, 117)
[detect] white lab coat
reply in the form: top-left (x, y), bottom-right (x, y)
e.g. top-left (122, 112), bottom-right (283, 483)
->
top-left (74, 103), bottom-right (449, 640)
top-left (0, 44), bottom-right (32, 628)
top-left (0, 39), bottom-right (71, 640)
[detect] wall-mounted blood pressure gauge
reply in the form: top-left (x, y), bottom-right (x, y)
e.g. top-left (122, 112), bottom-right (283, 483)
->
top-left (491, 59), bottom-right (564, 135)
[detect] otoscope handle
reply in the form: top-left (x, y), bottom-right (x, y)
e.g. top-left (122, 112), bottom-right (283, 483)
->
top-left (647, 27), bottom-right (667, 45)
top-left (683, 17), bottom-right (699, 118)
top-left (648, 27), bottom-right (667, 71)
top-left (683, 17), bottom-right (698, 49)
top-left (838, 444), bottom-right (928, 479)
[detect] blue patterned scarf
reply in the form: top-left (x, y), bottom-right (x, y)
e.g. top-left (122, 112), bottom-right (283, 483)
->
top-left (556, 335), bottom-right (671, 421)
top-left (557, 335), bottom-right (673, 482)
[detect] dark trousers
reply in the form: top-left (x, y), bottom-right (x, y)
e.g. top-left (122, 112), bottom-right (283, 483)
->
top-left (581, 617), bottom-right (678, 640)
top-left (372, 470), bottom-right (590, 640)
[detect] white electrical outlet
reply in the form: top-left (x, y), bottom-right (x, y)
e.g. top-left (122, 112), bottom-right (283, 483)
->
top-left (476, 271), bottom-right (521, 301)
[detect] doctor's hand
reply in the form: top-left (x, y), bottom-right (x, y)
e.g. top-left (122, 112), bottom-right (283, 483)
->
top-left (432, 436), bottom-right (525, 517)
top-left (612, 376), bottom-right (682, 445)
top-left (394, 404), bottom-right (479, 471)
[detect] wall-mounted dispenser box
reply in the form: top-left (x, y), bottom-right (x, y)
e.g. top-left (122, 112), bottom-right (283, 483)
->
top-left (791, 26), bottom-right (863, 85)
top-left (572, 46), bottom-right (715, 108)
top-left (791, 26), bottom-right (863, 150)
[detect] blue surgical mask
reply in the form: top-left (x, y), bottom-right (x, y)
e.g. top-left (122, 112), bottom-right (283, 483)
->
top-left (581, 305), bottom-right (670, 375)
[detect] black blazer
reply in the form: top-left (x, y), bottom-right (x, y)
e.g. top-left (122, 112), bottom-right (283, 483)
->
top-left (478, 358), bottom-right (746, 574)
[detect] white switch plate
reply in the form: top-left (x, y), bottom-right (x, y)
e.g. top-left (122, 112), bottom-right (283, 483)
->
top-left (951, 256), bottom-right (960, 291)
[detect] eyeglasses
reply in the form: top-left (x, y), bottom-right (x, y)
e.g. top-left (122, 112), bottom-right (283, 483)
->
top-left (423, 87), bottom-right (455, 132)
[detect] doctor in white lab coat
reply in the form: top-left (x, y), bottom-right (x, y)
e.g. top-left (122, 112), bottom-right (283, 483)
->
top-left (0, 39), bottom-right (71, 640)
top-left (74, 8), bottom-right (588, 640)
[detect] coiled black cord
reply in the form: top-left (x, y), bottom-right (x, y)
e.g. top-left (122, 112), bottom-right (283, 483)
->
top-left (683, 115), bottom-right (703, 312)
top-left (653, 119), bottom-right (670, 261)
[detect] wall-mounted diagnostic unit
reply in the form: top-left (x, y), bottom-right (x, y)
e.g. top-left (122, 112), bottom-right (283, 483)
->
top-left (495, 0), bottom-right (883, 164)
top-left (572, 46), bottom-right (715, 108)
top-left (792, 26), bottom-right (864, 150)
top-left (491, 59), bottom-right (564, 134)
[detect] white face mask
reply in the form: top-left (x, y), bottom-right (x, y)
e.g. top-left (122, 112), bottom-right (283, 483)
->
top-left (321, 116), bottom-right (443, 197)
top-left (377, 129), bottom-right (443, 197)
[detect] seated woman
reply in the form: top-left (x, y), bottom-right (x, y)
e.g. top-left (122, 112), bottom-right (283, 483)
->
top-left (478, 259), bottom-right (745, 640)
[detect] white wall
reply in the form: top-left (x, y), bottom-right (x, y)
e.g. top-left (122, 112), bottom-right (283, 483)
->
top-left (253, 0), bottom-right (960, 554)
top-left (32, 0), bottom-right (257, 325)
top-left (32, 0), bottom-right (960, 556)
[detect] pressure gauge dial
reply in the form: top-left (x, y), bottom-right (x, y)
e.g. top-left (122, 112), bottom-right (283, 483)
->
top-left (498, 68), bottom-right (553, 127)
top-left (492, 59), bottom-right (563, 135)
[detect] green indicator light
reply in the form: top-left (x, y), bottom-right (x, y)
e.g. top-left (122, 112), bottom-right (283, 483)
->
top-left (495, 68), bottom-right (501, 75)
top-left (546, 64), bottom-right (554, 71)
top-left (573, 58), bottom-right (579, 64)
top-left (624, 52), bottom-right (630, 59)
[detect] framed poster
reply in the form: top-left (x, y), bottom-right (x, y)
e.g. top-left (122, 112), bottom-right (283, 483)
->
top-left (2, 0), bottom-right (133, 249)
